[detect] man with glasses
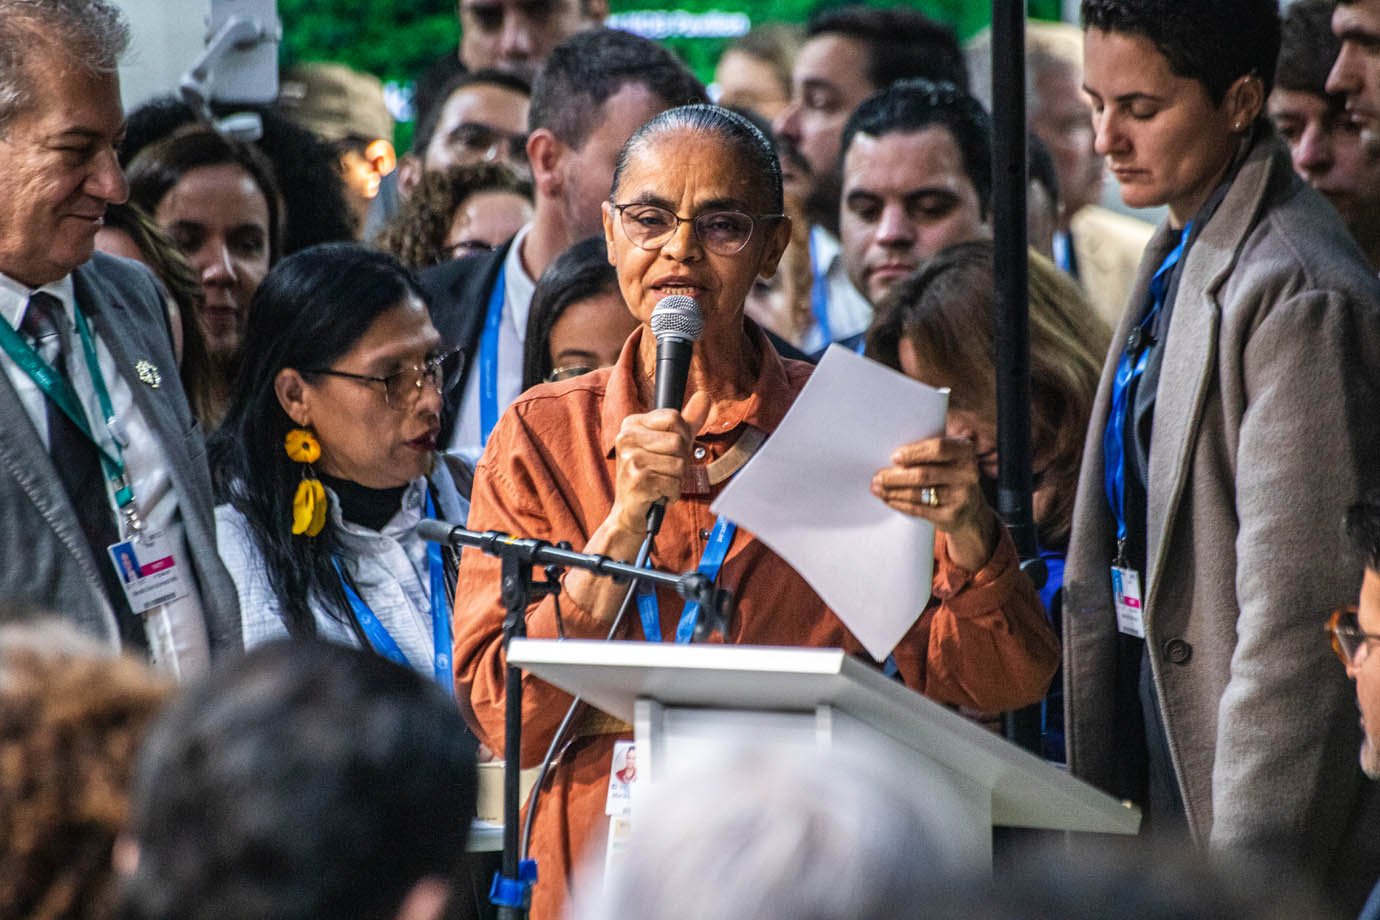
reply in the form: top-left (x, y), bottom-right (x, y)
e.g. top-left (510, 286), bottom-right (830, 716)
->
top-left (1335, 490), bottom-right (1380, 920)
top-left (421, 30), bottom-right (705, 462)
top-left (397, 70), bottom-right (532, 195)
top-left (1334, 491), bottom-right (1380, 780)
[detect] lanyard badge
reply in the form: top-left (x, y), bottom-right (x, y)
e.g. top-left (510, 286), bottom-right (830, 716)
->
top-left (1102, 222), bottom-right (1193, 639)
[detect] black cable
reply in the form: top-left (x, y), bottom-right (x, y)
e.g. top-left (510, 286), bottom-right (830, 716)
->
top-left (518, 530), bottom-right (654, 862)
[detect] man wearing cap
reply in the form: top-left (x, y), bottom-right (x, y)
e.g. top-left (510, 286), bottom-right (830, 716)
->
top-left (278, 62), bottom-right (396, 238)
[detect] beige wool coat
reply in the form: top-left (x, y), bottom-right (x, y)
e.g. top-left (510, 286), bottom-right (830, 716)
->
top-left (1063, 130), bottom-right (1380, 910)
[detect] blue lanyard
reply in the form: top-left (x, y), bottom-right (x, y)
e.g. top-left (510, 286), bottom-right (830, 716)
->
top-left (807, 228), bottom-right (832, 345)
top-left (478, 271), bottom-right (506, 447)
top-left (334, 489), bottom-right (454, 694)
top-left (1102, 222), bottom-right (1193, 557)
top-left (636, 515), bottom-right (737, 643)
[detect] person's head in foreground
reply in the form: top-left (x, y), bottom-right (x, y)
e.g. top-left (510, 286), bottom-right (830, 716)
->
top-left (0, 619), bottom-right (170, 920)
top-left (118, 640), bottom-right (478, 920)
top-left (570, 739), bottom-right (963, 920)
top-left (923, 837), bottom-right (1339, 920)
top-left (1081, 0), bottom-right (1280, 227)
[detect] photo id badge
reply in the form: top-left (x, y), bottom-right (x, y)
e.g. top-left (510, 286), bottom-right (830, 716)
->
top-left (108, 531), bottom-right (191, 615)
top-left (1112, 565), bottom-right (1145, 638)
top-left (605, 740), bottom-right (637, 817)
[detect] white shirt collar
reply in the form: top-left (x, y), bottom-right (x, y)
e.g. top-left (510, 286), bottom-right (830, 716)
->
top-left (0, 271), bottom-right (77, 330)
top-left (504, 222), bottom-right (537, 339)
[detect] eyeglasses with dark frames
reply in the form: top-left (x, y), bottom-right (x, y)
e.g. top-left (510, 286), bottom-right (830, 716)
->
top-left (1326, 605), bottom-right (1380, 667)
top-left (305, 349), bottom-right (462, 410)
top-left (612, 203), bottom-right (783, 256)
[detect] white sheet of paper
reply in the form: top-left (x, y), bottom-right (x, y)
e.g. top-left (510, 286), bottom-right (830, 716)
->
top-left (710, 345), bottom-right (949, 661)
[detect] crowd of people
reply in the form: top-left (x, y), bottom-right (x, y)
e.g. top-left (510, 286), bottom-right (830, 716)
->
top-left (5, 0), bottom-right (1380, 917)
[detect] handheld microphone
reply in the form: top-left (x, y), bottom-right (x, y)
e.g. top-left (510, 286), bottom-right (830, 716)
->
top-left (646, 295), bottom-right (704, 536)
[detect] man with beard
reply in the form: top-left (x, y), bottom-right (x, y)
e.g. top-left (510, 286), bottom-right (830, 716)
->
top-left (773, 6), bottom-right (967, 356)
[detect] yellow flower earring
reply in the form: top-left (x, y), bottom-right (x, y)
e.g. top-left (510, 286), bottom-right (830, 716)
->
top-left (285, 428), bottom-right (327, 537)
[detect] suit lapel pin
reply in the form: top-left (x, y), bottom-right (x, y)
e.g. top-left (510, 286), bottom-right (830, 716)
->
top-left (135, 360), bottom-right (162, 388)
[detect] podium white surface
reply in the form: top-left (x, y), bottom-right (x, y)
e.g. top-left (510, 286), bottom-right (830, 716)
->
top-left (507, 638), bottom-right (1139, 870)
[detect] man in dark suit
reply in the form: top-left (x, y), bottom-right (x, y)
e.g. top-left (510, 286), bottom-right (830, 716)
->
top-left (421, 28), bottom-right (706, 458)
top-left (0, 0), bottom-right (239, 675)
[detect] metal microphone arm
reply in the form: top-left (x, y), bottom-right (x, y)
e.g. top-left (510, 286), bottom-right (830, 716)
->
top-left (418, 520), bottom-right (734, 640)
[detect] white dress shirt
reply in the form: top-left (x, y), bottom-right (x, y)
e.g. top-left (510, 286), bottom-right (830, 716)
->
top-left (221, 474), bottom-right (470, 678)
top-left (446, 222), bottom-right (537, 465)
top-left (0, 271), bottom-right (210, 678)
top-left (799, 226), bottom-right (874, 356)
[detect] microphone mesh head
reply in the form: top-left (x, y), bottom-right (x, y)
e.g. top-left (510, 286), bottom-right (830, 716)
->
top-left (650, 294), bottom-right (704, 343)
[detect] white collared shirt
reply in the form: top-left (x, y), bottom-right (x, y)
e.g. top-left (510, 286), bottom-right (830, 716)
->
top-left (446, 222), bottom-right (537, 465)
top-left (800, 226), bottom-right (874, 355)
top-left (221, 475), bottom-right (467, 677)
top-left (0, 270), bottom-right (210, 679)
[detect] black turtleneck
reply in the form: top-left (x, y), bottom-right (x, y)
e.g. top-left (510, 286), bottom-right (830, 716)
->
top-left (318, 472), bottom-right (408, 532)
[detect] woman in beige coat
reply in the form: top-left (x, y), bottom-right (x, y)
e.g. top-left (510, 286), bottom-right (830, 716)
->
top-left (1065, 0), bottom-right (1380, 912)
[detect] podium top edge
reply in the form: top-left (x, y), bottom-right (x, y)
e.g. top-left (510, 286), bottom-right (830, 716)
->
top-left (506, 638), bottom-right (853, 675)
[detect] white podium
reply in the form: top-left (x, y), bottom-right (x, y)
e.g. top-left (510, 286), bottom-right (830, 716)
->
top-left (507, 638), bottom-right (1139, 871)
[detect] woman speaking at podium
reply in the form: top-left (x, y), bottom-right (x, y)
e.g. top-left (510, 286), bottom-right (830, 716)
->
top-left (452, 105), bottom-right (1059, 918)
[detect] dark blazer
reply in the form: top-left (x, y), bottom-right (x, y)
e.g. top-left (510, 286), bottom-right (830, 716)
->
top-left (420, 238), bottom-right (814, 447)
top-left (420, 241), bottom-right (509, 447)
top-left (0, 252), bottom-right (240, 656)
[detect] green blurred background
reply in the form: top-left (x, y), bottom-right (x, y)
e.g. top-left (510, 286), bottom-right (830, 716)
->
top-left (279, 0), bottom-right (1064, 145)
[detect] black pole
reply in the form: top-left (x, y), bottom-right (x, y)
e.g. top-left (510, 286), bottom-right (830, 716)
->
top-left (424, 520), bottom-right (737, 915)
top-left (492, 551), bottom-right (543, 919)
top-left (991, 1), bottom-right (1044, 754)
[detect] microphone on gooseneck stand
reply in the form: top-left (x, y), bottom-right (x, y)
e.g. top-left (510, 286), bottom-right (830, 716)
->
top-left (645, 294), bottom-right (704, 538)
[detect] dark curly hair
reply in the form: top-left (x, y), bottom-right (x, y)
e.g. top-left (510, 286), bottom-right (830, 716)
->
top-left (1081, 0), bottom-right (1282, 103)
top-left (0, 626), bottom-right (171, 920)
top-left (375, 162), bottom-right (531, 270)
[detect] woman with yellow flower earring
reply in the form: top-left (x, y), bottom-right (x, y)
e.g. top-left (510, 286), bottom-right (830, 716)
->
top-left (209, 244), bottom-right (468, 688)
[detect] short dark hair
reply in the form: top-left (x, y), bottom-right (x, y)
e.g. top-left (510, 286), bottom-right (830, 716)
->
top-left (120, 640), bottom-right (478, 920)
top-left (1276, 0), bottom-right (1342, 96)
top-left (612, 103), bottom-right (784, 214)
top-left (1081, 0), bottom-right (1282, 103)
top-left (523, 235), bottom-right (620, 389)
top-left (126, 125), bottom-right (284, 265)
top-left (807, 5), bottom-right (968, 93)
top-left (530, 29), bottom-right (707, 149)
top-left (411, 68), bottom-right (532, 156)
top-left (840, 79), bottom-right (993, 219)
top-left (1346, 490), bottom-right (1380, 570)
